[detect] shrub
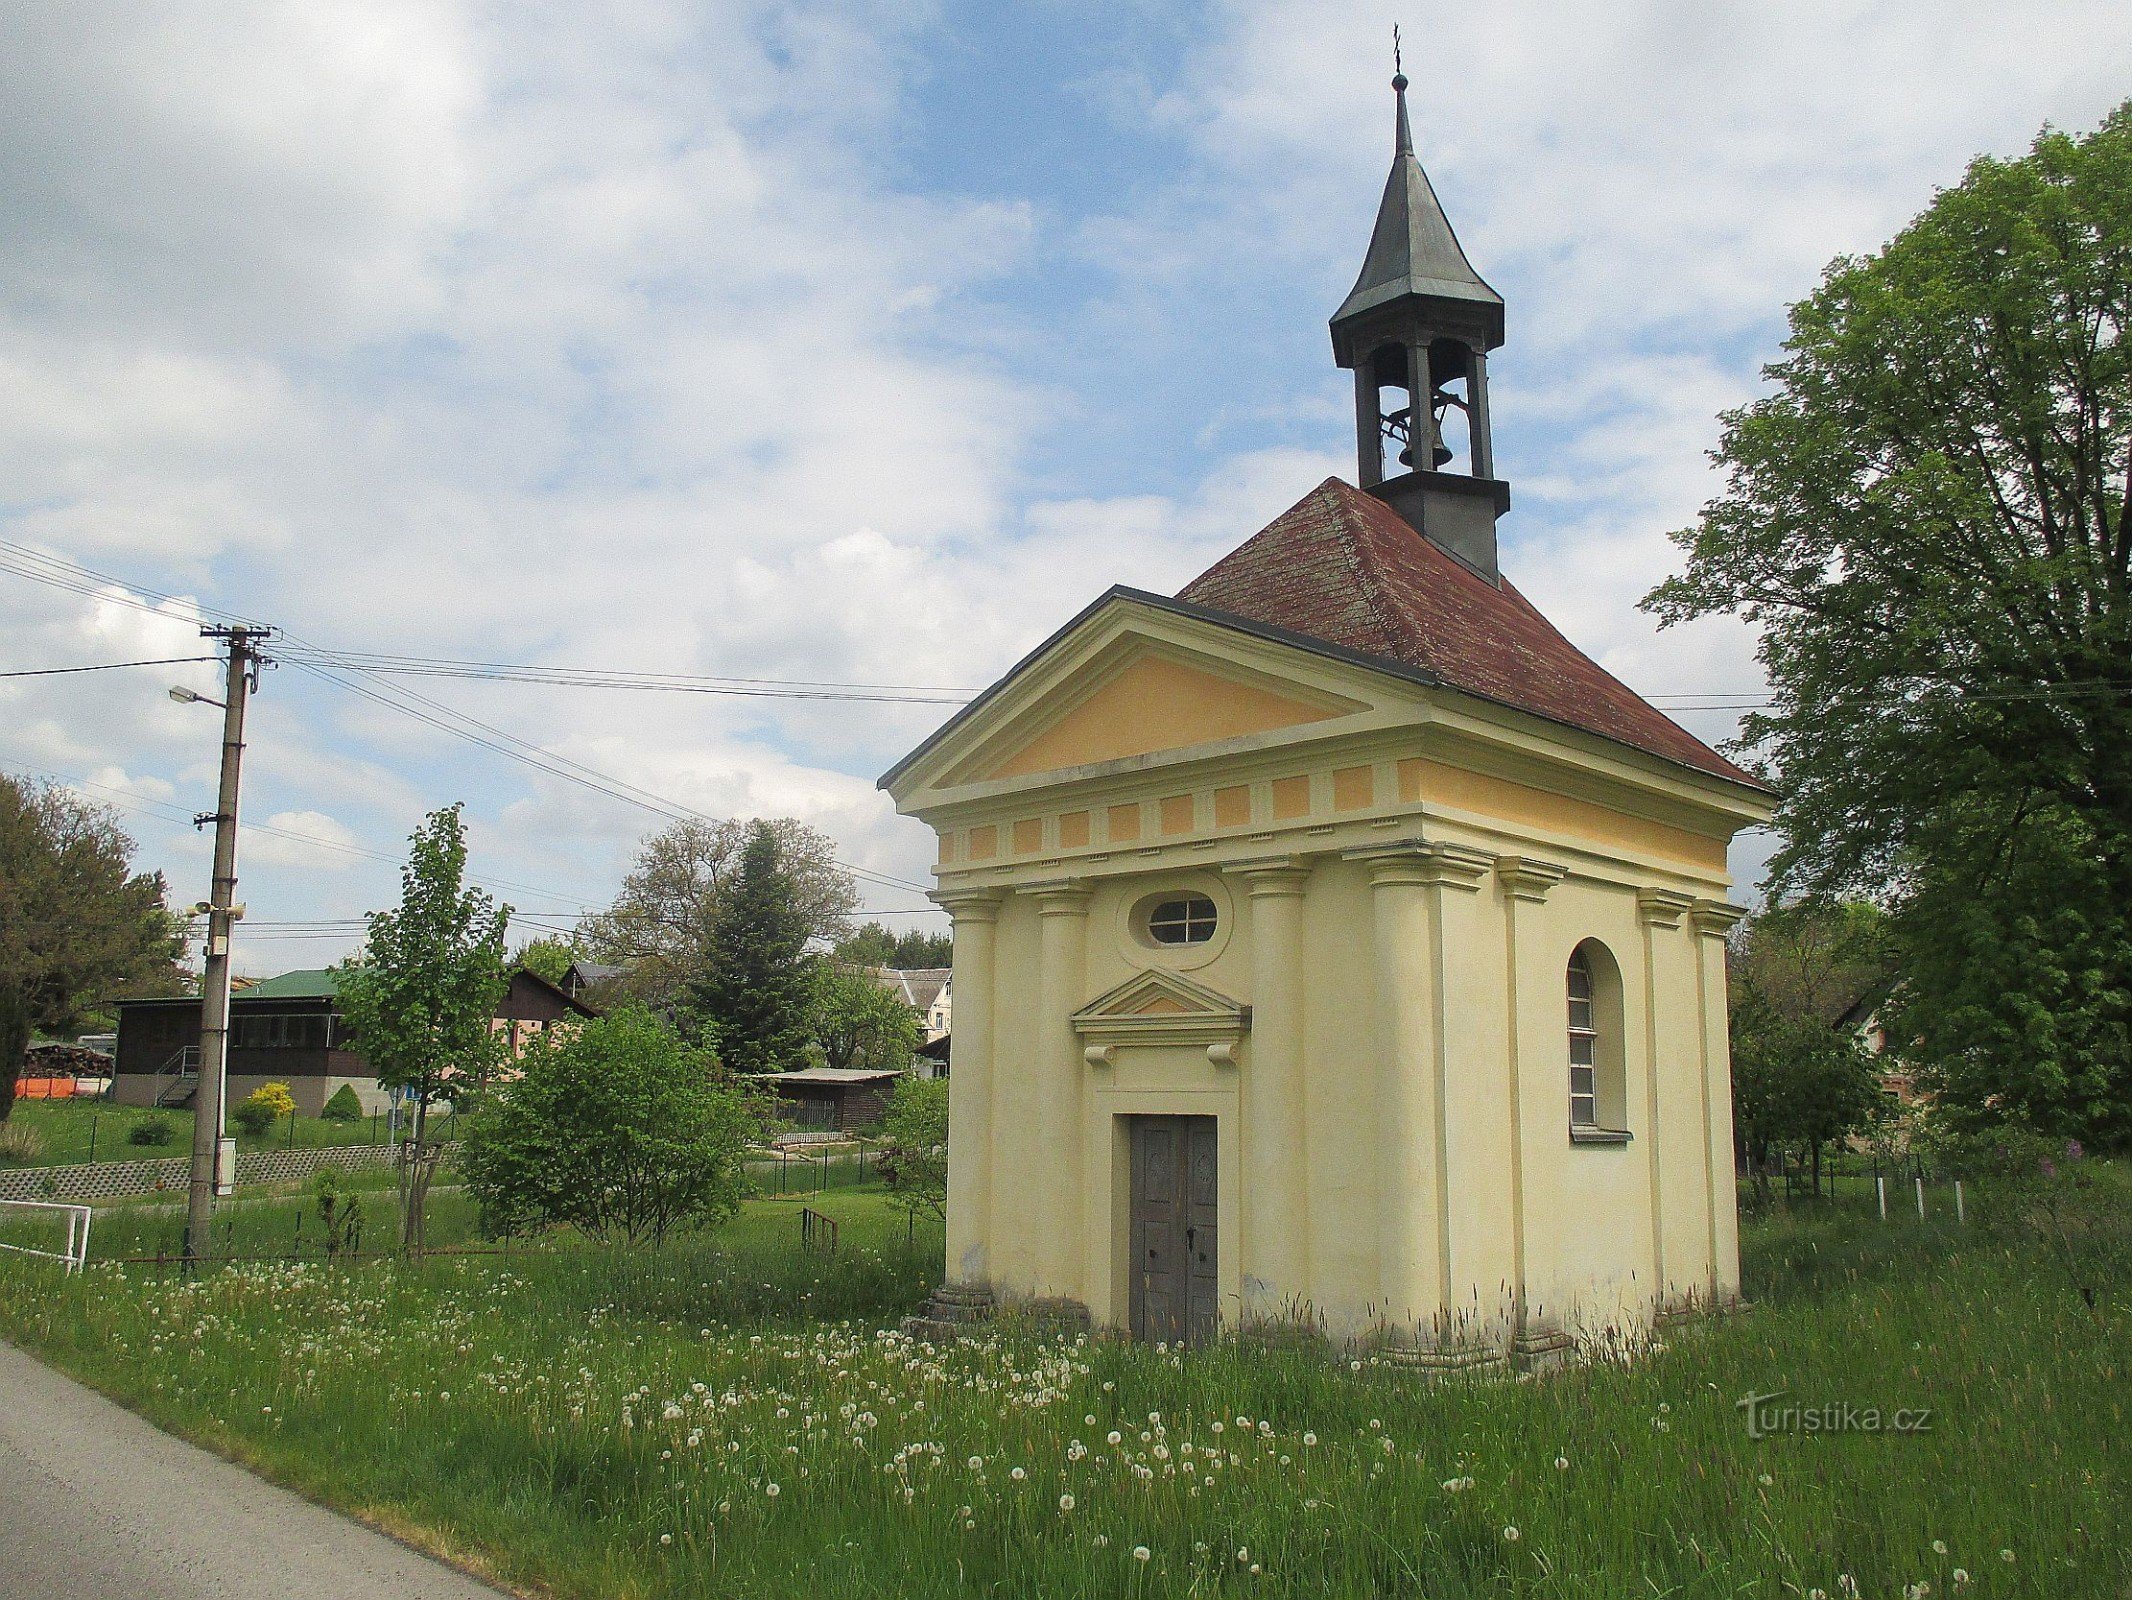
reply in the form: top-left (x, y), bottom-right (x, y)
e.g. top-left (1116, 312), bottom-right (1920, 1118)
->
top-left (321, 1084), bottom-right (364, 1122)
top-left (127, 1116), bottom-right (175, 1147)
top-left (312, 1168), bottom-right (364, 1257)
top-left (460, 1006), bottom-right (752, 1245)
top-left (0, 1122), bottom-right (46, 1165)
top-left (234, 1082), bottom-right (296, 1136)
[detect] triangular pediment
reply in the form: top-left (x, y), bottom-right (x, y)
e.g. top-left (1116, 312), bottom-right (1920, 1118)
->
top-left (885, 593), bottom-right (1389, 802)
top-left (1072, 968), bottom-right (1250, 1042)
top-left (973, 645), bottom-right (1349, 782)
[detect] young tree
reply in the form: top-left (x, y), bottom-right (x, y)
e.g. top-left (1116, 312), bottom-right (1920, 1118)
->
top-left (1648, 104), bottom-right (2132, 1144)
top-left (1729, 902), bottom-right (1892, 1196)
top-left (879, 1074), bottom-right (948, 1222)
top-left (335, 805), bottom-right (510, 1250)
top-left (810, 966), bottom-right (921, 1073)
top-left (511, 935), bottom-right (577, 987)
top-left (1731, 981), bottom-right (1884, 1199)
top-left (0, 776), bottom-right (184, 1120)
top-left (459, 1007), bottom-right (752, 1245)
top-left (577, 817), bottom-right (856, 1012)
top-left (686, 821), bottom-right (818, 1074)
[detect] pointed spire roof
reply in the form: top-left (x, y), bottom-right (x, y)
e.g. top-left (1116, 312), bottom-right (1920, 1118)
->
top-left (1332, 70), bottom-right (1502, 334)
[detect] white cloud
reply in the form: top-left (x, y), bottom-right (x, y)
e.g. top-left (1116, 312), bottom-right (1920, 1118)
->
top-left (3, 0), bottom-right (2126, 960)
top-left (245, 810), bottom-right (363, 872)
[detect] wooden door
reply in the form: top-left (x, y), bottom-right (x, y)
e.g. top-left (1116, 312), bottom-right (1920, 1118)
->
top-left (1129, 1116), bottom-right (1219, 1346)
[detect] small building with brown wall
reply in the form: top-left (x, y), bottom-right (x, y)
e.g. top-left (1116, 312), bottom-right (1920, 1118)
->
top-left (112, 966), bottom-right (595, 1117)
top-left (750, 1067), bottom-right (904, 1132)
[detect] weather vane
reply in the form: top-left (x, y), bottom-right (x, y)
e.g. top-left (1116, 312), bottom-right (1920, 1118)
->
top-left (1393, 23), bottom-right (1403, 80)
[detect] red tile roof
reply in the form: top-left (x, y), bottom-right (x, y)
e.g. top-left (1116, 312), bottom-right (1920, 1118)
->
top-left (1176, 477), bottom-right (1760, 787)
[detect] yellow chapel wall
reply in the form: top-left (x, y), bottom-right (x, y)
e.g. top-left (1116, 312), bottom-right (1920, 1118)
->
top-left (948, 829), bottom-right (1740, 1349)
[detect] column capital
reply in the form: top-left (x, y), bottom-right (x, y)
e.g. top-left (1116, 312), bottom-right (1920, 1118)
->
top-left (1027, 878), bottom-right (1093, 916)
top-left (1689, 898), bottom-right (1746, 938)
top-left (1345, 840), bottom-right (1492, 891)
top-left (931, 887), bottom-right (1004, 924)
top-left (1495, 855), bottom-right (1569, 902)
top-left (1347, 844), bottom-right (1500, 896)
top-left (1222, 855), bottom-right (1314, 896)
top-left (1636, 888), bottom-right (1696, 929)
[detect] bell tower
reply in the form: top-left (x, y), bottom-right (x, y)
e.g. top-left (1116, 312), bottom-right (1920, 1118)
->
top-left (1330, 57), bottom-right (1508, 580)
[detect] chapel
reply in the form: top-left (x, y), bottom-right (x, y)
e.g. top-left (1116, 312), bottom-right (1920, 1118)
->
top-left (883, 69), bottom-right (1772, 1364)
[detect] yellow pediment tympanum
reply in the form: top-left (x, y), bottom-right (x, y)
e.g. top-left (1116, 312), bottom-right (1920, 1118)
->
top-left (974, 650), bottom-right (1350, 782)
top-left (1070, 969), bottom-right (1250, 1048)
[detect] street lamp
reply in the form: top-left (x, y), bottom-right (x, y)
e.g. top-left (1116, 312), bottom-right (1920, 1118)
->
top-left (169, 685), bottom-right (226, 709)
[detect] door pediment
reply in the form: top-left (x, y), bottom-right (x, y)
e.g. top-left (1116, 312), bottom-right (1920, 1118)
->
top-left (1072, 969), bottom-right (1251, 1053)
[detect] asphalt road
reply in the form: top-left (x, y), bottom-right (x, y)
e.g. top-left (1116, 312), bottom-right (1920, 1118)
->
top-left (0, 1339), bottom-right (507, 1599)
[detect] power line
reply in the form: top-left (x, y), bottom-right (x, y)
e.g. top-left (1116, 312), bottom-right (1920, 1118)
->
top-left (0, 656), bottom-right (219, 679)
top-left (278, 646), bottom-right (976, 704)
top-left (281, 656), bottom-right (934, 897)
top-left (0, 539), bottom-right (936, 897)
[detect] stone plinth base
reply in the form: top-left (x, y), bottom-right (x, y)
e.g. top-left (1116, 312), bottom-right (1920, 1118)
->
top-left (902, 1282), bottom-right (996, 1341)
top-left (1383, 1341), bottom-right (1511, 1378)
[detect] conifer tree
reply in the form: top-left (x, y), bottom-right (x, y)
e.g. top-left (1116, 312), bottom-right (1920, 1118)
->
top-left (688, 820), bottom-right (817, 1074)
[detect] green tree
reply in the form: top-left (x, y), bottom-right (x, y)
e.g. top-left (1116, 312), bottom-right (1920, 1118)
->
top-left (879, 1074), bottom-right (948, 1221)
top-left (1730, 979), bottom-right (1884, 1200)
top-left (0, 776), bottom-right (184, 1120)
top-left (459, 1007), bottom-right (752, 1245)
top-left (1885, 805), bottom-right (2132, 1137)
top-left (511, 935), bottom-right (577, 987)
top-left (1729, 902), bottom-right (1893, 1197)
top-left (686, 821), bottom-right (819, 1074)
top-left (834, 921), bottom-right (896, 967)
top-left (810, 965), bottom-right (921, 1073)
top-left (1648, 103), bottom-right (2132, 1145)
top-left (336, 805), bottom-right (510, 1250)
top-left (834, 921), bottom-right (952, 969)
top-left (578, 817), bottom-right (856, 1013)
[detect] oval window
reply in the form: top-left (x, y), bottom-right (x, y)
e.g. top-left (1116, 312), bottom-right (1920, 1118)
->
top-left (1145, 893), bottom-right (1218, 946)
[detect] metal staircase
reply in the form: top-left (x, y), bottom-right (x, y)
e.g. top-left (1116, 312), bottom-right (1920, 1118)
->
top-left (152, 1047), bottom-right (200, 1108)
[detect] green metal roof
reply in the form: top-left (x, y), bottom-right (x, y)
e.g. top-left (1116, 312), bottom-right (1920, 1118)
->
top-left (240, 968), bottom-right (343, 1000)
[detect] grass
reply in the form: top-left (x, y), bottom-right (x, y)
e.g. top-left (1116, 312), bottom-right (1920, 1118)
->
top-left (1, 1177), bottom-right (2126, 1599)
top-left (1, 1096), bottom-right (400, 1167)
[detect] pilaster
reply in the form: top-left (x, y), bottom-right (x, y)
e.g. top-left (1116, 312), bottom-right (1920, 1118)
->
top-left (1345, 842), bottom-right (1491, 1338)
top-left (1493, 853), bottom-right (1568, 1360)
top-left (1029, 880), bottom-right (1093, 1301)
top-left (932, 888), bottom-right (1002, 1289)
top-left (1222, 856), bottom-right (1313, 1321)
top-left (1691, 898), bottom-right (1746, 1301)
top-left (1635, 888), bottom-right (1695, 1301)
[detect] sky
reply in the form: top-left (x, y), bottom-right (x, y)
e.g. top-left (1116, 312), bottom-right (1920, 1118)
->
top-left (3, 0), bottom-right (2130, 974)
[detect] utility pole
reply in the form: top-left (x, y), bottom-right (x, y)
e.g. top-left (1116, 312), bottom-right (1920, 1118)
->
top-left (181, 624), bottom-right (271, 1264)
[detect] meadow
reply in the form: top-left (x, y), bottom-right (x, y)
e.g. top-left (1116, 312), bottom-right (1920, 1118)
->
top-left (1, 1174), bottom-right (2126, 1599)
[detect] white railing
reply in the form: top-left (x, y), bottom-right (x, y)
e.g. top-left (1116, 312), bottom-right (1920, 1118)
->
top-left (0, 1199), bottom-right (93, 1273)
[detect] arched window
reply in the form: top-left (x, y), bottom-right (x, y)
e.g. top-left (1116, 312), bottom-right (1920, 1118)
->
top-left (1566, 942), bottom-right (1629, 1140)
top-left (1566, 953), bottom-right (1599, 1127)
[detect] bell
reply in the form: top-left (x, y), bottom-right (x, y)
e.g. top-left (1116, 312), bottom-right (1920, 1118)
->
top-left (1431, 441), bottom-right (1453, 469)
